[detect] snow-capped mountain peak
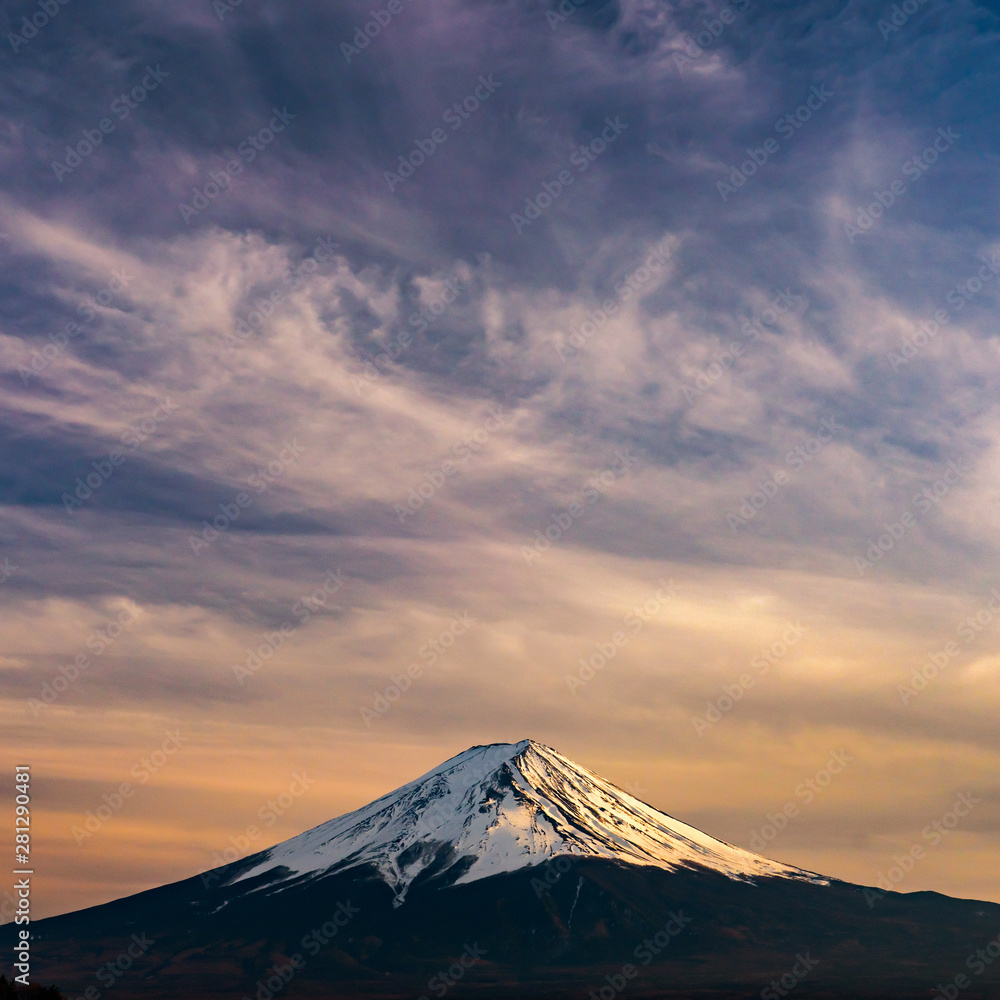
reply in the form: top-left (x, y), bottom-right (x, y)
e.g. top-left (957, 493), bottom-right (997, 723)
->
top-left (230, 740), bottom-right (823, 904)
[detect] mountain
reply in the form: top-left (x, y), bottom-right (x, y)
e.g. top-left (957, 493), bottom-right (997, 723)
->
top-left (229, 739), bottom-right (822, 904)
top-left (8, 741), bottom-right (1000, 1000)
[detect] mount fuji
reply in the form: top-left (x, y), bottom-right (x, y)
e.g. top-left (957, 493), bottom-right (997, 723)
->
top-left (227, 739), bottom-right (823, 904)
top-left (11, 740), bottom-right (1000, 1000)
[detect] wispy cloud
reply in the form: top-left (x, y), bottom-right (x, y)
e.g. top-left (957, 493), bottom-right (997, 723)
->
top-left (1, 0), bottom-right (999, 918)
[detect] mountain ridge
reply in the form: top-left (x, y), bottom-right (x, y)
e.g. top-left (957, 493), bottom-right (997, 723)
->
top-left (9, 739), bottom-right (1000, 1000)
top-left (223, 739), bottom-right (824, 905)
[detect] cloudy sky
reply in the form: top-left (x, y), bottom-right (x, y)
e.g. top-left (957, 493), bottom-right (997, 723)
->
top-left (2, 0), bottom-right (1000, 920)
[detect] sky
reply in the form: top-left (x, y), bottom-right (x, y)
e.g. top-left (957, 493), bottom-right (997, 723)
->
top-left (1, 0), bottom-right (999, 921)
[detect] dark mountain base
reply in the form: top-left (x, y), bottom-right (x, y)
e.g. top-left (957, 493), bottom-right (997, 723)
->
top-left (9, 859), bottom-right (1000, 999)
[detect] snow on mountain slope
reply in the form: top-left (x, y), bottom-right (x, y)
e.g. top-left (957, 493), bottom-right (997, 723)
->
top-left (231, 740), bottom-right (825, 903)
